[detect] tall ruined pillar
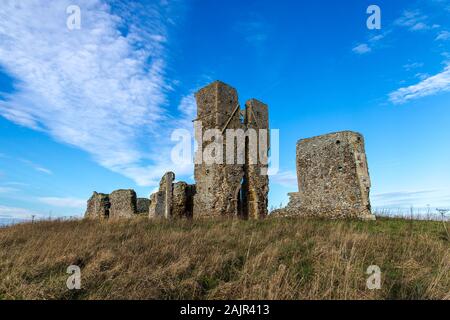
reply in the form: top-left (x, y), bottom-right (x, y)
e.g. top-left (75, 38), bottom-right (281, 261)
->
top-left (163, 172), bottom-right (175, 219)
top-left (193, 81), bottom-right (245, 217)
top-left (149, 172), bottom-right (175, 219)
top-left (243, 99), bottom-right (269, 219)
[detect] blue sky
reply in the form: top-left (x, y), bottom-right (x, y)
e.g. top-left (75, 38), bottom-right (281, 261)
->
top-left (0, 0), bottom-right (449, 220)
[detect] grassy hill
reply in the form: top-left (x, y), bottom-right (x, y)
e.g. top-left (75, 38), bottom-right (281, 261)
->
top-left (0, 216), bottom-right (448, 300)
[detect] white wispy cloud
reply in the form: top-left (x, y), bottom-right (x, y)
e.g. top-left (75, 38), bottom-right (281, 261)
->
top-left (369, 34), bottom-right (385, 42)
top-left (352, 43), bottom-right (371, 55)
top-left (403, 62), bottom-right (424, 71)
top-left (271, 170), bottom-right (297, 188)
top-left (354, 30), bottom-right (390, 54)
top-left (371, 189), bottom-right (450, 207)
top-left (236, 13), bottom-right (269, 47)
top-left (389, 64), bottom-right (450, 104)
top-left (38, 197), bottom-right (86, 208)
top-left (19, 159), bottom-right (52, 175)
top-left (411, 22), bottom-right (429, 31)
top-left (394, 9), bottom-right (430, 31)
top-left (0, 205), bottom-right (43, 219)
top-left (176, 93), bottom-right (197, 130)
top-left (414, 72), bottom-right (430, 80)
top-left (352, 5), bottom-right (443, 55)
top-left (0, 186), bottom-right (19, 193)
top-left (436, 30), bottom-right (450, 41)
top-left (0, 0), bottom-right (189, 187)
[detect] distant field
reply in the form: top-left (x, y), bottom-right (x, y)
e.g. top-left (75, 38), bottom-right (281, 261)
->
top-left (0, 216), bottom-right (448, 300)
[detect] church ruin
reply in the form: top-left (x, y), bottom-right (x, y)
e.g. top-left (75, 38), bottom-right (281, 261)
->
top-left (84, 81), bottom-right (374, 221)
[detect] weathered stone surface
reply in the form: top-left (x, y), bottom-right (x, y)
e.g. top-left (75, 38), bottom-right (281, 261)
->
top-left (86, 80), bottom-right (272, 221)
top-left (195, 80), bottom-right (241, 129)
top-left (243, 99), bottom-right (269, 219)
top-left (136, 198), bottom-right (150, 215)
top-left (193, 81), bottom-right (270, 219)
top-left (109, 189), bottom-right (137, 219)
top-left (149, 172), bottom-right (195, 219)
top-left (149, 191), bottom-right (165, 218)
top-left (277, 131), bottom-right (374, 220)
top-left (85, 192), bottom-right (110, 219)
top-left (185, 184), bottom-right (196, 218)
top-left (149, 172), bottom-right (175, 218)
top-left (172, 182), bottom-right (189, 219)
top-left (161, 172), bottom-right (175, 218)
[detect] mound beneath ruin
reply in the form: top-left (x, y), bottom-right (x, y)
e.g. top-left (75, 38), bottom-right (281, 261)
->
top-left (0, 216), bottom-right (448, 299)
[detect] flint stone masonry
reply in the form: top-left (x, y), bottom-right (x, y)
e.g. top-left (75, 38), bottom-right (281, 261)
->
top-left (242, 99), bottom-right (269, 219)
top-left (193, 81), bottom-right (270, 219)
top-left (136, 198), bottom-right (151, 215)
top-left (84, 81), bottom-right (376, 222)
top-left (149, 172), bottom-right (174, 218)
top-left (109, 189), bottom-right (137, 218)
top-left (194, 81), bottom-right (244, 218)
top-left (85, 192), bottom-right (110, 219)
top-left (148, 191), bottom-right (165, 218)
top-left (277, 131), bottom-right (374, 220)
top-left (149, 172), bottom-right (195, 219)
top-left (172, 182), bottom-right (195, 219)
top-left (162, 172), bottom-right (175, 218)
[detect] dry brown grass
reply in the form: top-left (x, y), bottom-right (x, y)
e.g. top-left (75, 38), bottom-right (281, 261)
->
top-left (0, 216), bottom-right (448, 300)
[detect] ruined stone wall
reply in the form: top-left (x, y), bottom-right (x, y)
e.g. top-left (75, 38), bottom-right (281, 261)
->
top-left (282, 131), bottom-right (374, 219)
top-left (242, 99), bottom-right (269, 219)
top-left (148, 192), bottom-right (165, 218)
top-left (193, 81), bottom-right (245, 217)
top-left (109, 189), bottom-right (137, 219)
top-left (172, 182), bottom-right (196, 218)
top-left (85, 192), bottom-right (110, 219)
top-left (149, 172), bottom-right (195, 219)
top-left (85, 189), bottom-right (139, 219)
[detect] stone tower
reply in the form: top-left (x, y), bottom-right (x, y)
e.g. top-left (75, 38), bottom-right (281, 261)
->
top-left (193, 81), bottom-right (245, 217)
top-left (193, 81), bottom-right (269, 218)
top-left (242, 99), bottom-right (269, 219)
top-left (284, 131), bottom-right (374, 219)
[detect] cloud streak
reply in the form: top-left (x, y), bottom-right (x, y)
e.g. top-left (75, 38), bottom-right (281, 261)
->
top-left (38, 197), bottom-right (86, 208)
top-left (19, 159), bottom-right (53, 175)
top-left (0, 186), bottom-right (19, 193)
top-left (235, 13), bottom-right (269, 47)
top-left (0, 205), bottom-right (43, 219)
top-left (0, 0), bottom-right (188, 187)
top-left (389, 65), bottom-right (450, 104)
top-left (352, 43), bottom-right (372, 55)
top-left (436, 30), bottom-right (450, 41)
top-left (271, 170), bottom-right (297, 187)
top-left (394, 9), bottom-right (431, 31)
top-left (371, 189), bottom-right (450, 207)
